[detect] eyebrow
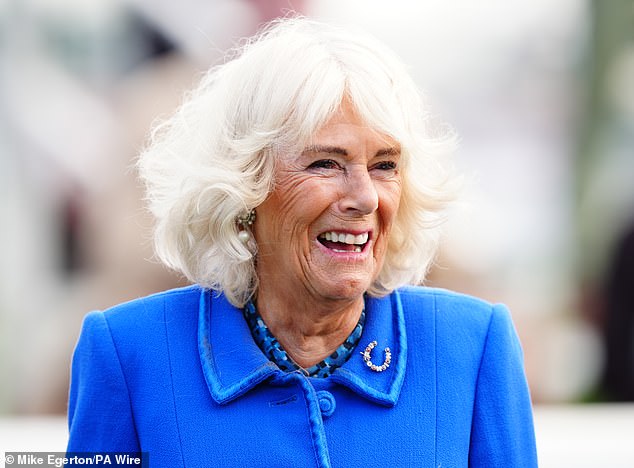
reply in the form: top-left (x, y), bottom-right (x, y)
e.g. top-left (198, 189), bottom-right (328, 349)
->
top-left (301, 145), bottom-right (348, 156)
top-left (376, 147), bottom-right (401, 157)
top-left (301, 145), bottom-right (401, 157)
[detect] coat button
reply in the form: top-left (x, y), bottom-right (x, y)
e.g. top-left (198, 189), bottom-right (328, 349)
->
top-left (316, 390), bottom-right (336, 417)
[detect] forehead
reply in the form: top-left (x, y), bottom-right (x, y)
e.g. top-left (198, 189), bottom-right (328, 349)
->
top-left (307, 103), bottom-right (400, 152)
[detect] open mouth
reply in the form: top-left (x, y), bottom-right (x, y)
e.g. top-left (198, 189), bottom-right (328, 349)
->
top-left (317, 231), bottom-right (369, 253)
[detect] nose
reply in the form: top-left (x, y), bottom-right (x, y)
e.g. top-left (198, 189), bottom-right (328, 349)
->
top-left (339, 166), bottom-right (379, 215)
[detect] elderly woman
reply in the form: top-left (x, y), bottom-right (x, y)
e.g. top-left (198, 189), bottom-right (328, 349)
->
top-left (67, 18), bottom-right (537, 467)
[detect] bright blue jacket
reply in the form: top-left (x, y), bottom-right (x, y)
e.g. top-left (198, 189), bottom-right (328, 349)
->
top-left (67, 285), bottom-right (538, 467)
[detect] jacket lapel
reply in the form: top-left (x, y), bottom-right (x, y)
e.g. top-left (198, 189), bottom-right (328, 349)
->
top-left (329, 291), bottom-right (407, 406)
top-left (198, 290), bottom-right (279, 404)
top-left (198, 288), bottom-right (411, 409)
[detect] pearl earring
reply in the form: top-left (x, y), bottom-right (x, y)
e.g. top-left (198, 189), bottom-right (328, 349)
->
top-left (237, 209), bottom-right (256, 244)
top-left (238, 230), bottom-right (251, 243)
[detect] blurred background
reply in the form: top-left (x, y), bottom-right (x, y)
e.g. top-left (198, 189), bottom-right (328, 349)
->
top-left (0, 0), bottom-right (633, 464)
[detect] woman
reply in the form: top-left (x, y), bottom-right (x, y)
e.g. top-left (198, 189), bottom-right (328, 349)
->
top-left (67, 17), bottom-right (538, 467)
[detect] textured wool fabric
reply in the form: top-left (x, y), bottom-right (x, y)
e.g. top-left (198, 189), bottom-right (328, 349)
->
top-left (67, 285), bottom-right (538, 467)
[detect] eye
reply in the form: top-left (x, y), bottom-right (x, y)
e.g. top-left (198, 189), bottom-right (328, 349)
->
top-left (308, 159), bottom-right (341, 170)
top-left (373, 160), bottom-right (397, 171)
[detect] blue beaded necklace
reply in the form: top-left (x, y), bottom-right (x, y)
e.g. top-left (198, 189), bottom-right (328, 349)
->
top-left (243, 299), bottom-right (365, 378)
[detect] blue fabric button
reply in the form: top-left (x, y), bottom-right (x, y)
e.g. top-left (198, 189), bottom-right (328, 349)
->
top-left (316, 391), bottom-right (336, 417)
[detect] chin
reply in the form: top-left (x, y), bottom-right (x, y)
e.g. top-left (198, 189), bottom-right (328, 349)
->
top-left (313, 276), bottom-right (372, 301)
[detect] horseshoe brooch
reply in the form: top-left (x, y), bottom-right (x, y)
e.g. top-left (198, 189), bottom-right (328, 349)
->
top-left (361, 340), bottom-right (391, 372)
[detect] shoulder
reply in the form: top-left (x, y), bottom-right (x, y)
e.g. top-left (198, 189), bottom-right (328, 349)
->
top-left (394, 286), bottom-right (514, 350)
top-left (394, 286), bottom-right (526, 397)
top-left (96, 284), bottom-right (204, 325)
top-left (395, 285), bottom-right (493, 308)
top-left (101, 284), bottom-right (204, 318)
top-left (73, 286), bottom-right (209, 393)
top-left (395, 285), bottom-right (501, 321)
top-left (80, 285), bottom-right (205, 346)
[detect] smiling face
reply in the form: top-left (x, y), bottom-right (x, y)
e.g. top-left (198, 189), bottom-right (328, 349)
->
top-left (254, 102), bottom-right (402, 305)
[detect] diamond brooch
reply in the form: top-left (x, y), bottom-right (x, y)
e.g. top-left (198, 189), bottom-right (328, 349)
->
top-left (361, 340), bottom-right (391, 372)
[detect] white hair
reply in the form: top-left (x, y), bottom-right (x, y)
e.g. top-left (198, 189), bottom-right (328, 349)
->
top-left (138, 17), bottom-right (458, 307)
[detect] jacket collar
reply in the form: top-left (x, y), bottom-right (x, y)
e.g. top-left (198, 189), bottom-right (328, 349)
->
top-left (198, 289), bottom-right (407, 407)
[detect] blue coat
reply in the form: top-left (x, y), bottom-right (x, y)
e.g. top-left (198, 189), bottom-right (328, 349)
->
top-left (67, 285), bottom-right (538, 467)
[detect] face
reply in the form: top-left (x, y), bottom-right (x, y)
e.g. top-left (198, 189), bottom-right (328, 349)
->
top-left (254, 103), bottom-right (402, 304)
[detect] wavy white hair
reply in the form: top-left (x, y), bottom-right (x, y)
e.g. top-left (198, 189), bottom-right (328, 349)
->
top-left (138, 17), bottom-right (458, 307)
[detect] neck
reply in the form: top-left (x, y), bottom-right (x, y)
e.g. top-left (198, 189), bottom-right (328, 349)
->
top-left (254, 289), bottom-right (364, 368)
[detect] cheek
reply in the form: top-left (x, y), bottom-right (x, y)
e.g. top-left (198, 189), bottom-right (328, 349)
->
top-left (258, 177), bottom-right (331, 242)
top-left (277, 174), bottom-right (337, 216)
top-left (379, 184), bottom-right (402, 228)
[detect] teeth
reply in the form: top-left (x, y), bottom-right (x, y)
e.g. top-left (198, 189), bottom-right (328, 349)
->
top-left (320, 231), bottom-right (369, 245)
top-left (332, 247), bottom-right (362, 253)
top-left (356, 233), bottom-right (369, 244)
